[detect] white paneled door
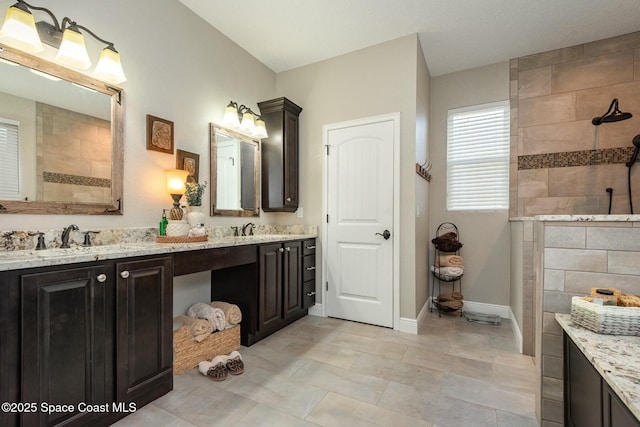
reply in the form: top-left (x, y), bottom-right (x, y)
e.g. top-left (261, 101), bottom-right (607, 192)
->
top-left (324, 115), bottom-right (396, 327)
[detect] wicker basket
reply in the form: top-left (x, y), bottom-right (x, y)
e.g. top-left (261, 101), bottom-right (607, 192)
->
top-left (570, 296), bottom-right (640, 336)
top-left (173, 325), bottom-right (240, 374)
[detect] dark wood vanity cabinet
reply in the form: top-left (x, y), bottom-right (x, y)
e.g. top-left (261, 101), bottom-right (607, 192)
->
top-left (564, 333), bottom-right (640, 427)
top-left (116, 257), bottom-right (173, 407)
top-left (21, 265), bottom-right (114, 427)
top-left (302, 240), bottom-right (317, 309)
top-left (258, 240), bottom-right (304, 336)
top-left (0, 255), bottom-right (173, 427)
top-left (258, 97), bottom-right (303, 212)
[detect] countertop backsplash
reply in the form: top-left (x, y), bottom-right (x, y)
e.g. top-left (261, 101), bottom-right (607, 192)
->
top-left (1, 224), bottom-right (318, 252)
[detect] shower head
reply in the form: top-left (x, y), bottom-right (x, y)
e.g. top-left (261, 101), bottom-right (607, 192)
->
top-left (592, 98), bottom-right (633, 125)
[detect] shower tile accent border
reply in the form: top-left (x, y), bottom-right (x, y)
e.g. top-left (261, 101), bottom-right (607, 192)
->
top-left (43, 171), bottom-right (112, 188)
top-left (518, 147), bottom-right (634, 170)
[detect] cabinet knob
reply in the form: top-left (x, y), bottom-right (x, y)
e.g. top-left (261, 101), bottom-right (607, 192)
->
top-left (97, 274), bottom-right (107, 283)
top-left (120, 271), bottom-right (130, 279)
top-left (278, 248), bottom-right (284, 253)
top-left (306, 266), bottom-right (316, 271)
top-left (306, 245), bottom-right (316, 250)
top-left (285, 247), bottom-right (291, 252)
top-left (306, 291), bottom-right (316, 296)
top-left (286, 197), bottom-right (292, 202)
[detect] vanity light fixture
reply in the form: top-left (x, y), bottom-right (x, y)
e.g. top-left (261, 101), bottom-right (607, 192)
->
top-left (592, 98), bottom-right (632, 125)
top-left (220, 100), bottom-right (268, 139)
top-left (0, 0), bottom-right (126, 84)
top-left (165, 169), bottom-right (189, 220)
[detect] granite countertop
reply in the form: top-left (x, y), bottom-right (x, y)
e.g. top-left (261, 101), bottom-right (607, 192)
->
top-left (556, 313), bottom-right (640, 421)
top-left (0, 233), bottom-right (317, 272)
top-left (510, 215), bottom-right (640, 222)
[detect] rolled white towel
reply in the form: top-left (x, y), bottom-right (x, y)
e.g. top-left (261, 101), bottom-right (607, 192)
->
top-left (187, 303), bottom-right (227, 331)
top-left (431, 265), bottom-right (464, 276)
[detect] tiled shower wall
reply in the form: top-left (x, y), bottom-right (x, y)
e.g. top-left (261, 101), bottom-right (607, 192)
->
top-left (510, 31), bottom-right (640, 217)
top-left (36, 102), bottom-right (111, 203)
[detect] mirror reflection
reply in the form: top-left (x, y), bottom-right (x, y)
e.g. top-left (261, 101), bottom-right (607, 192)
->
top-left (0, 43), bottom-right (123, 215)
top-left (210, 123), bottom-right (260, 217)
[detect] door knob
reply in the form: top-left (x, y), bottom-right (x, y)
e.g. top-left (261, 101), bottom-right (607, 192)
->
top-left (375, 229), bottom-right (391, 240)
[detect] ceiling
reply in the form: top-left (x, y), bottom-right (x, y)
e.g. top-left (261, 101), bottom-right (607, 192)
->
top-left (178, 0), bottom-right (640, 76)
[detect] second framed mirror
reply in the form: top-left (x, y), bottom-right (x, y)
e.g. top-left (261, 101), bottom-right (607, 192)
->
top-left (210, 123), bottom-right (260, 217)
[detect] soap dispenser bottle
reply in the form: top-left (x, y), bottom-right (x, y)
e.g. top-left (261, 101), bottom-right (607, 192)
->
top-left (159, 209), bottom-right (168, 236)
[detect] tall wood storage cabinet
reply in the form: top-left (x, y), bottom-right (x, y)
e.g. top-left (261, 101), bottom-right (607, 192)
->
top-left (257, 97), bottom-right (303, 212)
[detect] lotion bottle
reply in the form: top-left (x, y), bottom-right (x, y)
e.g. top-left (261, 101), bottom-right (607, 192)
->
top-left (159, 209), bottom-right (168, 236)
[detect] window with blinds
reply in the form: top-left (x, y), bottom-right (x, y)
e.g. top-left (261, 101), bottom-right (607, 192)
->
top-left (0, 120), bottom-right (20, 200)
top-left (446, 101), bottom-right (510, 211)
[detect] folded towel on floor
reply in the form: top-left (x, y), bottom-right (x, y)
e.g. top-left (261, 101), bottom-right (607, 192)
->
top-left (173, 315), bottom-right (214, 342)
top-left (187, 303), bottom-right (227, 331)
top-left (430, 266), bottom-right (464, 277)
top-left (209, 301), bottom-right (242, 325)
top-left (435, 255), bottom-right (463, 267)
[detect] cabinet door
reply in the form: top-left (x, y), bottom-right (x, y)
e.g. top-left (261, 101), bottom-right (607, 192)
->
top-left (603, 383), bottom-right (640, 427)
top-left (116, 256), bottom-right (173, 406)
top-left (565, 334), bottom-right (603, 427)
top-left (283, 241), bottom-right (302, 318)
top-left (21, 265), bottom-right (113, 427)
top-left (283, 109), bottom-right (299, 209)
top-left (258, 243), bottom-right (283, 333)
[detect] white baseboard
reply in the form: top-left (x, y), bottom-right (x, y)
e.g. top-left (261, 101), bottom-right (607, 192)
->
top-left (308, 303), bottom-right (323, 317)
top-left (461, 300), bottom-right (511, 318)
top-left (395, 299), bottom-right (430, 334)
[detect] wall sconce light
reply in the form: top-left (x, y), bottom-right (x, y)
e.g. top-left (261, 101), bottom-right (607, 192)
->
top-left (592, 98), bottom-right (632, 125)
top-left (0, 0), bottom-right (127, 84)
top-left (221, 100), bottom-right (268, 139)
top-left (165, 169), bottom-right (189, 220)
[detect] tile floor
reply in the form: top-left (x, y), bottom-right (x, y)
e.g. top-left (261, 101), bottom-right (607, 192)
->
top-left (114, 311), bottom-right (538, 427)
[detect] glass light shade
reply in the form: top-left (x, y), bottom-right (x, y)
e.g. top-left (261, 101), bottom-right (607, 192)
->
top-left (165, 169), bottom-right (189, 194)
top-left (55, 27), bottom-right (91, 69)
top-left (252, 118), bottom-right (268, 138)
top-left (0, 5), bottom-right (44, 53)
top-left (222, 105), bottom-right (240, 129)
top-left (93, 47), bottom-right (126, 84)
top-left (238, 111), bottom-right (255, 134)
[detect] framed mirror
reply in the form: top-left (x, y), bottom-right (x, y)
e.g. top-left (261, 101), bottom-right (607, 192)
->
top-left (210, 123), bottom-right (260, 217)
top-left (0, 43), bottom-right (123, 215)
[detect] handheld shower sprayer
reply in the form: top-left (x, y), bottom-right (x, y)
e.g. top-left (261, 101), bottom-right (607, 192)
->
top-left (626, 135), bottom-right (640, 214)
top-left (625, 135), bottom-right (640, 167)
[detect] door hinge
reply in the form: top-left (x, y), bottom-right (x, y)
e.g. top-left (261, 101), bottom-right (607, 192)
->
top-left (325, 144), bottom-right (330, 155)
top-left (325, 281), bottom-right (328, 291)
top-left (326, 214), bottom-right (329, 223)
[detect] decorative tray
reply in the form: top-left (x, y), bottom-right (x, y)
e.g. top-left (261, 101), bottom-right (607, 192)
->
top-left (156, 235), bottom-right (208, 244)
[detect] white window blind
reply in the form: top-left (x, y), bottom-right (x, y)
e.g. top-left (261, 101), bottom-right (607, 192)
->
top-left (0, 120), bottom-right (20, 200)
top-left (446, 101), bottom-right (509, 211)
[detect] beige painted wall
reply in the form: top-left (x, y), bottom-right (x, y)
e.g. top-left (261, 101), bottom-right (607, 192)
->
top-left (276, 34), bottom-right (427, 318)
top-left (0, 0), bottom-right (277, 313)
top-left (429, 62), bottom-right (511, 306)
top-left (415, 44), bottom-right (431, 316)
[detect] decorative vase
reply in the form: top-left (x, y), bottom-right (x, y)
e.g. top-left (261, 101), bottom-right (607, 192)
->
top-left (166, 220), bottom-right (189, 236)
top-left (187, 205), bottom-right (206, 227)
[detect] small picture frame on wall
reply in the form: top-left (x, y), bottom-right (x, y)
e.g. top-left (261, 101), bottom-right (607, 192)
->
top-left (146, 114), bottom-right (174, 154)
top-left (176, 149), bottom-right (200, 183)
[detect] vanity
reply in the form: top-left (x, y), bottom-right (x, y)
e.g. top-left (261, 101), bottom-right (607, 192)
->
top-left (0, 232), bottom-right (316, 426)
top-left (557, 314), bottom-right (640, 427)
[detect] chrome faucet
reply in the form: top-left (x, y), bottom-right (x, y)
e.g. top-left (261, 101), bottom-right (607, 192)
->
top-left (241, 222), bottom-right (255, 236)
top-left (60, 224), bottom-right (78, 248)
